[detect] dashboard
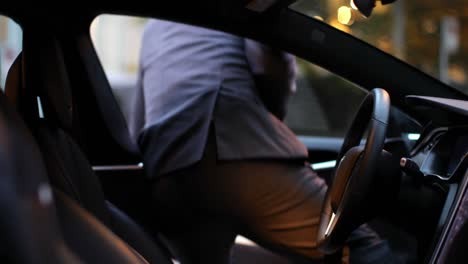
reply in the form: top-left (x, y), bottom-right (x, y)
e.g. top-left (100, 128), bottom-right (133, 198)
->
top-left (405, 95), bottom-right (468, 263)
top-left (412, 128), bottom-right (468, 181)
top-left (407, 95), bottom-right (468, 182)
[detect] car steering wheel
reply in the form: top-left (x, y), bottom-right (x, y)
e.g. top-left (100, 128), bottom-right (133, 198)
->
top-left (317, 88), bottom-right (390, 253)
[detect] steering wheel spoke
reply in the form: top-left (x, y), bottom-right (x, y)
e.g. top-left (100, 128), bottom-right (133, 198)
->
top-left (317, 88), bottom-right (391, 253)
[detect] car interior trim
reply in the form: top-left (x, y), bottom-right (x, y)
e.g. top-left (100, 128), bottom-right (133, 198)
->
top-left (429, 169), bottom-right (468, 263)
top-left (92, 163), bottom-right (144, 172)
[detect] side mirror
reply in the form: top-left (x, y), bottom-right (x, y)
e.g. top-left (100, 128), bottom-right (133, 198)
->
top-left (353, 0), bottom-right (398, 17)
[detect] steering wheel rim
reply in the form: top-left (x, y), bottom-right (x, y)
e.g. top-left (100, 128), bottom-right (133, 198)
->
top-left (317, 88), bottom-right (391, 253)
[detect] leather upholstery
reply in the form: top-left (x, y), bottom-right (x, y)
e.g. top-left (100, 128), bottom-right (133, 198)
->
top-left (35, 120), bottom-right (172, 263)
top-left (0, 90), bottom-right (79, 264)
top-left (54, 190), bottom-right (148, 264)
top-left (5, 47), bottom-right (172, 263)
top-left (35, 122), bottom-right (112, 224)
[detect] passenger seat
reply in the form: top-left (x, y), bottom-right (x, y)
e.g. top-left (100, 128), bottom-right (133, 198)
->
top-left (0, 88), bottom-right (78, 264)
top-left (6, 35), bottom-right (172, 263)
top-left (0, 89), bottom-right (148, 263)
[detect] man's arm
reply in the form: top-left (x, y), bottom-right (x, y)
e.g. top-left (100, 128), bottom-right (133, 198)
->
top-left (244, 39), bottom-right (296, 120)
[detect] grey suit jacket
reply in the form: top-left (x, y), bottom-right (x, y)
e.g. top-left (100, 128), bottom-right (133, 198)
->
top-left (129, 19), bottom-right (308, 179)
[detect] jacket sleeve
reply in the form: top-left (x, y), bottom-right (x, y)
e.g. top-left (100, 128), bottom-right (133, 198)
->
top-left (244, 39), bottom-right (296, 120)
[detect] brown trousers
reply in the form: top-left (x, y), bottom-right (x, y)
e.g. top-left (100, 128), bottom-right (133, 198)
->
top-left (152, 135), bottom-right (392, 264)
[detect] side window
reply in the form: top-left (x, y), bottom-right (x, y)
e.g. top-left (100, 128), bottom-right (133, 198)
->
top-left (0, 16), bottom-right (22, 88)
top-left (285, 59), bottom-right (366, 138)
top-left (286, 60), bottom-right (422, 151)
top-left (90, 15), bottom-right (147, 122)
top-left (91, 14), bottom-right (366, 134)
top-left (91, 15), bottom-right (419, 144)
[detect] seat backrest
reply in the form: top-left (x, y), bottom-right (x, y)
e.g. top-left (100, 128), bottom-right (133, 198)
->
top-left (6, 51), bottom-right (112, 224)
top-left (0, 89), bottom-right (78, 264)
top-left (1, 64), bottom-right (152, 264)
top-left (53, 189), bottom-right (149, 264)
top-left (34, 118), bottom-right (172, 264)
top-left (5, 33), bottom-right (172, 264)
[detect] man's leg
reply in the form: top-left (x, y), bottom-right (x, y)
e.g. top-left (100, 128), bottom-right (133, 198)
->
top-left (195, 159), bottom-right (393, 263)
top-left (347, 224), bottom-right (395, 264)
top-left (195, 159), bottom-right (327, 262)
top-left (165, 134), bottom-right (326, 261)
top-left (193, 134), bottom-right (394, 263)
top-left (152, 135), bottom-right (394, 263)
top-left (158, 217), bottom-right (236, 264)
top-left (152, 174), bottom-right (237, 264)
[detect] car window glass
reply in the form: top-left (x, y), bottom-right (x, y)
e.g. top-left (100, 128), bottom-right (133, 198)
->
top-left (91, 15), bottom-right (419, 141)
top-left (285, 59), bottom-right (366, 138)
top-left (91, 15), bottom-right (145, 122)
top-left (291, 0), bottom-right (468, 96)
top-left (0, 16), bottom-right (22, 88)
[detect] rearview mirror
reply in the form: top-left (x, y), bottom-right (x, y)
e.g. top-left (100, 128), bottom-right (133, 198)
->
top-left (352, 0), bottom-right (398, 17)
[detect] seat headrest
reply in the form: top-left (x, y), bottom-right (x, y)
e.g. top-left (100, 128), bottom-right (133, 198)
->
top-left (9, 34), bottom-right (140, 158)
top-left (8, 38), bottom-right (73, 131)
top-left (34, 38), bottom-right (74, 131)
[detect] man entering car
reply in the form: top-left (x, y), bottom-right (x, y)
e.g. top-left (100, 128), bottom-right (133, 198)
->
top-left (130, 19), bottom-right (394, 264)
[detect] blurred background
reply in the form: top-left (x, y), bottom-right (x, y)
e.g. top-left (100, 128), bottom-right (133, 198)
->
top-left (0, 16), bottom-right (22, 88)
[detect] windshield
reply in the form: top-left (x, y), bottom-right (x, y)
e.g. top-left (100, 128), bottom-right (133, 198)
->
top-left (290, 0), bottom-right (468, 95)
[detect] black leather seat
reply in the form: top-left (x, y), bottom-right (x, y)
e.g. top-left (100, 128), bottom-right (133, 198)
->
top-left (0, 89), bottom-right (78, 264)
top-left (5, 34), bottom-right (172, 263)
top-left (0, 90), bottom-right (148, 263)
